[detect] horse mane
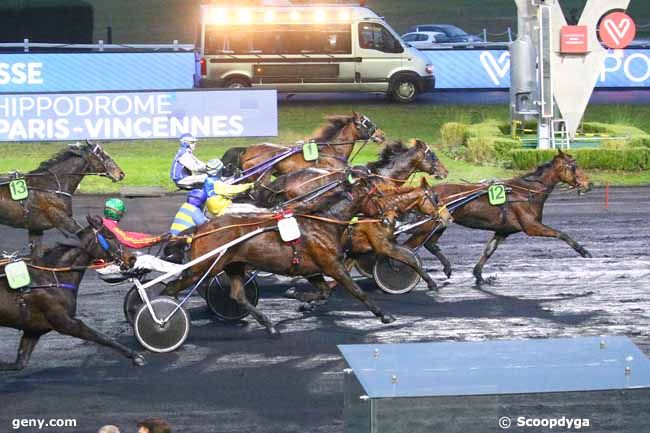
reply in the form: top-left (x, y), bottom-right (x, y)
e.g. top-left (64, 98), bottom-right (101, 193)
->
top-left (312, 115), bottom-right (354, 142)
top-left (522, 160), bottom-right (554, 182)
top-left (366, 141), bottom-right (410, 172)
top-left (29, 147), bottom-right (81, 174)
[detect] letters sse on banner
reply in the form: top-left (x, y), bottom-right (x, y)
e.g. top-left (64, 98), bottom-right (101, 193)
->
top-left (0, 89), bottom-right (278, 142)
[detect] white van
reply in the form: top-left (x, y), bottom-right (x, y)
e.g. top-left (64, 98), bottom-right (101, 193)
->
top-left (198, 4), bottom-right (435, 102)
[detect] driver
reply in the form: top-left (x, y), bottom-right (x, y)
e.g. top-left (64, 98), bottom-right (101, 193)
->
top-left (170, 133), bottom-right (208, 189)
top-left (203, 159), bottom-right (255, 216)
top-left (102, 198), bottom-right (164, 249)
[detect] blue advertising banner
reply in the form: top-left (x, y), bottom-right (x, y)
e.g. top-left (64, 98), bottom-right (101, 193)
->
top-left (423, 48), bottom-right (650, 89)
top-left (0, 89), bottom-right (278, 142)
top-left (0, 53), bottom-right (196, 93)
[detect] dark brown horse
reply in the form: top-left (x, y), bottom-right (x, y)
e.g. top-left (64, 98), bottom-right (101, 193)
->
top-left (221, 112), bottom-right (385, 182)
top-left (403, 150), bottom-right (593, 284)
top-left (255, 139), bottom-right (448, 207)
top-left (162, 180), bottom-right (398, 335)
top-left (0, 216), bottom-right (143, 370)
top-left (286, 178), bottom-right (451, 306)
top-left (0, 142), bottom-right (124, 254)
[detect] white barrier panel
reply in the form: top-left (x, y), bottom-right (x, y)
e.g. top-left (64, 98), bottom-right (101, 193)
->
top-left (0, 89), bottom-right (278, 142)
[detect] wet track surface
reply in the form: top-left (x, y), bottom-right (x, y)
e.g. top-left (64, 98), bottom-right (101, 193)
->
top-left (1, 187), bottom-right (649, 432)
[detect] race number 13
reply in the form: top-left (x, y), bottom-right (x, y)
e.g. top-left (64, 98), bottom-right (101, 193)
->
top-left (488, 184), bottom-right (506, 206)
top-left (9, 179), bottom-right (28, 201)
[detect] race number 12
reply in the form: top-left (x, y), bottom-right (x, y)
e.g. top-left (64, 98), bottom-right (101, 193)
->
top-left (488, 184), bottom-right (506, 206)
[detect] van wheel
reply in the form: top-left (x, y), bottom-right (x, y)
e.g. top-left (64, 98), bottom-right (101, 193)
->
top-left (224, 77), bottom-right (251, 89)
top-left (390, 78), bottom-right (418, 103)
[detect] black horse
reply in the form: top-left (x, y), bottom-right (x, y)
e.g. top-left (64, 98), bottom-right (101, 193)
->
top-left (0, 216), bottom-right (144, 371)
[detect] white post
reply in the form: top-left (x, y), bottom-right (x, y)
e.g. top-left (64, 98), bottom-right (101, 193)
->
top-left (483, 28), bottom-right (488, 42)
top-left (173, 39), bottom-right (179, 51)
top-left (98, 40), bottom-right (104, 52)
top-left (23, 38), bottom-right (29, 52)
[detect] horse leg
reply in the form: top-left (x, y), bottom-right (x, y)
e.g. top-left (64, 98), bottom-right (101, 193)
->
top-left (473, 233), bottom-right (508, 285)
top-left (43, 310), bottom-right (145, 366)
top-left (46, 208), bottom-right (82, 238)
top-left (325, 263), bottom-right (395, 324)
top-left (28, 230), bottom-right (44, 257)
top-left (520, 220), bottom-right (592, 258)
top-left (294, 275), bottom-right (334, 312)
top-left (406, 228), bottom-right (452, 279)
top-left (369, 235), bottom-right (439, 291)
top-left (423, 238), bottom-right (452, 279)
top-left (226, 264), bottom-right (279, 337)
top-left (0, 332), bottom-right (42, 371)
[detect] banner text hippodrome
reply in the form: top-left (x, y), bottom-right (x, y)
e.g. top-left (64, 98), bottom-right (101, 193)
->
top-left (0, 94), bottom-right (174, 118)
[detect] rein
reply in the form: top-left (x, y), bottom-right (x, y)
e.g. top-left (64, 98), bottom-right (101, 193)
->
top-left (295, 214), bottom-right (382, 225)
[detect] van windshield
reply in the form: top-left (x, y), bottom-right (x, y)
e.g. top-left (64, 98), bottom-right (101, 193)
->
top-left (358, 22), bottom-right (403, 54)
top-left (205, 25), bottom-right (352, 55)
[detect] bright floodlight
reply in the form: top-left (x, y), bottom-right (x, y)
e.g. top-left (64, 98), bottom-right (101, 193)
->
top-left (264, 10), bottom-right (275, 23)
top-left (237, 8), bottom-right (252, 24)
top-left (290, 10), bottom-right (300, 21)
top-left (208, 8), bottom-right (228, 25)
top-left (314, 9), bottom-right (326, 23)
top-left (338, 9), bottom-right (350, 21)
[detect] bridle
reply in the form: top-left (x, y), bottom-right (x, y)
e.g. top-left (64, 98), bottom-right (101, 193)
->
top-left (354, 115), bottom-right (379, 142)
top-left (91, 228), bottom-right (125, 266)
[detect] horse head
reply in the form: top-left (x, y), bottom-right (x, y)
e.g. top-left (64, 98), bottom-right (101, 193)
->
top-left (82, 215), bottom-right (134, 266)
top-left (411, 139), bottom-right (448, 180)
top-left (71, 141), bottom-right (125, 182)
top-left (352, 112), bottom-right (385, 143)
top-left (553, 149), bottom-right (592, 194)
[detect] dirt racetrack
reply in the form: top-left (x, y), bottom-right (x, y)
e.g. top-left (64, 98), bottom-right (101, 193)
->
top-left (0, 186), bottom-right (649, 433)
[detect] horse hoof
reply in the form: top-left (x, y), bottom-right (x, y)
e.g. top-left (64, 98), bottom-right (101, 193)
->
top-left (381, 314), bottom-right (396, 324)
top-left (427, 282), bottom-right (439, 292)
top-left (444, 268), bottom-right (452, 279)
top-left (582, 250), bottom-right (593, 258)
top-left (284, 287), bottom-right (297, 299)
top-left (267, 327), bottom-right (281, 338)
top-left (133, 354), bottom-right (146, 367)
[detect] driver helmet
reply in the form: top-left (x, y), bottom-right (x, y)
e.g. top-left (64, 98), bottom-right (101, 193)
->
top-left (104, 198), bottom-right (126, 221)
top-left (179, 133), bottom-right (198, 150)
top-left (206, 159), bottom-right (224, 177)
top-left (187, 189), bottom-right (207, 208)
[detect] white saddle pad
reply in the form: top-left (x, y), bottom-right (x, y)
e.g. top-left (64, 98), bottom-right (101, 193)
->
top-left (223, 203), bottom-right (270, 215)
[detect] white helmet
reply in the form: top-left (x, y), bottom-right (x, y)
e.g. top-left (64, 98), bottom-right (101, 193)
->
top-left (180, 133), bottom-right (198, 150)
top-left (206, 159), bottom-right (224, 176)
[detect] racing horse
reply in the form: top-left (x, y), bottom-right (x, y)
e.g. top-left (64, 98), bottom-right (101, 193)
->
top-left (162, 179), bottom-right (401, 335)
top-left (0, 216), bottom-right (144, 370)
top-left (0, 142), bottom-right (125, 255)
top-left (403, 150), bottom-right (594, 284)
top-left (220, 112), bottom-right (385, 182)
top-left (254, 139), bottom-right (448, 207)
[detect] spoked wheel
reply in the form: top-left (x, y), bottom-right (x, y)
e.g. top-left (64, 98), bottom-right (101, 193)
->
top-left (206, 272), bottom-right (260, 322)
top-left (134, 297), bottom-right (190, 353)
top-left (354, 253), bottom-right (377, 278)
top-left (123, 282), bottom-right (167, 325)
top-left (373, 251), bottom-right (423, 295)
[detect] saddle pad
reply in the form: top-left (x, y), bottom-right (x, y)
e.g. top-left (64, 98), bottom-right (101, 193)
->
top-left (5, 260), bottom-right (31, 289)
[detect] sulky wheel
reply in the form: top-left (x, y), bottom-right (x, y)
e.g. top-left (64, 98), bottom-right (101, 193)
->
top-left (373, 252), bottom-right (423, 295)
top-left (123, 282), bottom-right (167, 326)
top-left (134, 297), bottom-right (190, 353)
top-left (206, 272), bottom-right (260, 322)
top-left (354, 253), bottom-right (377, 279)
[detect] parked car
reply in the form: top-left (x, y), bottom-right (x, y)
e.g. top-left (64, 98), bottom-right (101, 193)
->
top-left (401, 31), bottom-right (447, 49)
top-left (406, 24), bottom-right (482, 43)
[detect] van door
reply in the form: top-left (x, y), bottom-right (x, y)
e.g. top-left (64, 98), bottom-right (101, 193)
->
top-left (355, 22), bottom-right (404, 92)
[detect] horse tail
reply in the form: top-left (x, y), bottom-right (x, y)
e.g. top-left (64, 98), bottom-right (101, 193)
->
top-left (221, 147), bottom-right (247, 175)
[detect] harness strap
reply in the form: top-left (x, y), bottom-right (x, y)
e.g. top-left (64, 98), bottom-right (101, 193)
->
top-left (295, 214), bottom-right (382, 225)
